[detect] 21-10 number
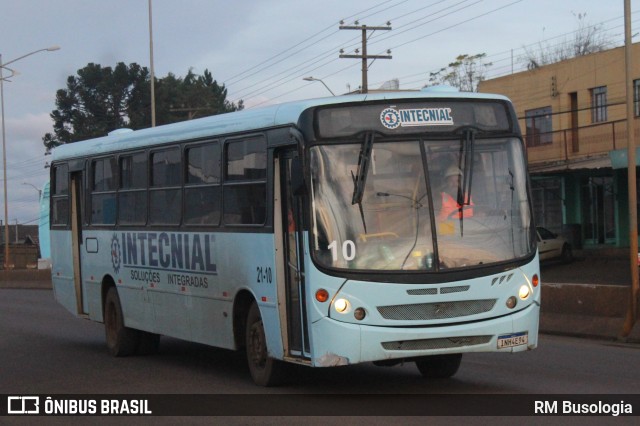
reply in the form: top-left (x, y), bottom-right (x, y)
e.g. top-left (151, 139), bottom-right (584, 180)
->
top-left (328, 240), bottom-right (356, 262)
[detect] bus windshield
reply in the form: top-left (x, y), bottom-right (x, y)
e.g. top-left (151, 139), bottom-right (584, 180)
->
top-left (310, 137), bottom-right (533, 272)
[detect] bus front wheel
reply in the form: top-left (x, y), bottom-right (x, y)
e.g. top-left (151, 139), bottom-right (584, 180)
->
top-left (104, 287), bottom-right (139, 357)
top-left (415, 354), bottom-right (462, 378)
top-left (245, 302), bottom-right (285, 386)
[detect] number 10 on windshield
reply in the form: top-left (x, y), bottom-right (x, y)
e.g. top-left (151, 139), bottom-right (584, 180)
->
top-left (328, 240), bottom-right (356, 262)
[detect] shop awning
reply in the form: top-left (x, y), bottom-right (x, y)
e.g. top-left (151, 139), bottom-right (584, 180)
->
top-left (529, 155), bottom-right (612, 174)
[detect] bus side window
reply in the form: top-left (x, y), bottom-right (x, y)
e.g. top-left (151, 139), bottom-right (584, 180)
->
top-left (185, 141), bottom-right (221, 226)
top-left (51, 164), bottom-right (70, 226)
top-left (223, 137), bottom-right (267, 225)
top-left (150, 148), bottom-right (182, 225)
top-left (118, 152), bottom-right (148, 225)
top-left (90, 157), bottom-right (117, 225)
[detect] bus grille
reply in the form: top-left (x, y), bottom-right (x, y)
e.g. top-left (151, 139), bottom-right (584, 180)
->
top-left (376, 299), bottom-right (496, 320)
top-left (382, 335), bottom-right (492, 351)
top-left (406, 285), bottom-right (469, 296)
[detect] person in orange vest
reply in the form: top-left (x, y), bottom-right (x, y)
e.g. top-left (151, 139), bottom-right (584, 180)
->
top-left (437, 166), bottom-right (474, 221)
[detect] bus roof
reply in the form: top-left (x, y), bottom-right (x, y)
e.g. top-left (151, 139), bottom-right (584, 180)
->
top-left (51, 88), bottom-right (510, 161)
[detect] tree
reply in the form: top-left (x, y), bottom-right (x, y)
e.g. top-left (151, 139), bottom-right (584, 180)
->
top-left (426, 53), bottom-right (492, 92)
top-left (150, 68), bottom-right (242, 125)
top-left (43, 62), bottom-right (148, 149)
top-left (522, 13), bottom-right (613, 70)
top-left (43, 63), bottom-right (243, 150)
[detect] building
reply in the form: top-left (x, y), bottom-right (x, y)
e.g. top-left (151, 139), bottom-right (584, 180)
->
top-left (478, 43), bottom-right (640, 249)
top-left (0, 224), bottom-right (40, 269)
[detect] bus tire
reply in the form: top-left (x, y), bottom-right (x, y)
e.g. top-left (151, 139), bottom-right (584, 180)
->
top-left (104, 287), bottom-right (139, 357)
top-left (245, 302), bottom-right (285, 386)
top-left (415, 354), bottom-right (462, 379)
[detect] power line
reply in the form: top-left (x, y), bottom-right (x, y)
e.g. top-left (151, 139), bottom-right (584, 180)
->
top-left (224, 0), bottom-right (409, 90)
top-left (233, 0), bottom-right (497, 104)
top-left (232, 1), bottom-right (624, 109)
top-left (370, 12), bottom-right (634, 91)
top-left (367, 0), bottom-right (481, 47)
top-left (387, 0), bottom-right (523, 52)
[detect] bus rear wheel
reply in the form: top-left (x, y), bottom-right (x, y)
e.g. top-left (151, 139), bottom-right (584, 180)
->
top-left (104, 287), bottom-right (139, 357)
top-left (415, 354), bottom-right (462, 379)
top-left (245, 302), bottom-right (285, 386)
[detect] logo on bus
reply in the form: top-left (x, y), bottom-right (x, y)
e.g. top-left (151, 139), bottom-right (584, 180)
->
top-left (111, 234), bottom-right (121, 274)
top-left (109, 231), bottom-right (218, 277)
top-left (380, 108), bottom-right (401, 129)
top-left (380, 107), bottom-right (454, 129)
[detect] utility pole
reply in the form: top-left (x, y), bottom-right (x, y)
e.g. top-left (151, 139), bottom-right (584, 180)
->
top-left (339, 22), bottom-right (392, 93)
top-left (620, 0), bottom-right (638, 339)
top-left (148, 0), bottom-right (156, 127)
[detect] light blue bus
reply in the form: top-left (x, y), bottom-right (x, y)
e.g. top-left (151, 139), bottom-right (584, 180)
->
top-left (49, 88), bottom-right (539, 386)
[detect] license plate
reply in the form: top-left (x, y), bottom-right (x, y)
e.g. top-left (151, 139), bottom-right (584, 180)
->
top-left (497, 332), bottom-right (528, 349)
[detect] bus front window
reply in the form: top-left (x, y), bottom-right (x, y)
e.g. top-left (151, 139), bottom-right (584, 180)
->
top-left (311, 141), bottom-right (433, 271)
top-left (310, 138), bottom-right (533, 272)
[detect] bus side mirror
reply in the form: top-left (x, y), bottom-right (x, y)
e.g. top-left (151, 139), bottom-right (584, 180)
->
top-left (291, 157), bottom-right (307, 196)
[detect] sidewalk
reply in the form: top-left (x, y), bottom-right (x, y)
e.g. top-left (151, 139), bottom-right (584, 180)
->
top-left (540, 248), bottom-right (631, 286)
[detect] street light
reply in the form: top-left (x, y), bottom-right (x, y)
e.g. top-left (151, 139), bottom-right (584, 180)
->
top-left (22, 182), bottom-right (42, 199)
top-left (1, 46), bottom-right (60, 269)
top-left (303, 76), bottom-right (336, 96)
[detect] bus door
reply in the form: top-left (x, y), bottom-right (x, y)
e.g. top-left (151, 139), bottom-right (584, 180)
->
top-left (70, 171), bottom-right (87, 315)
top-left (276, 151), bottom-right (310, 359)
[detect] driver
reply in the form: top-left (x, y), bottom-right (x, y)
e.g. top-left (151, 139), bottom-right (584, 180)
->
top-left (438, 166), bottom-right (474, 221)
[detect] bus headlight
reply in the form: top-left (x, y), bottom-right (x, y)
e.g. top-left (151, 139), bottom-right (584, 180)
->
top-left (334, 298), bottom-right (350, 313)
top-left (518, 285), bottom-right (531, 300)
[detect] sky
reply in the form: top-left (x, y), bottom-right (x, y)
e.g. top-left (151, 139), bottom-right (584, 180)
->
top-left (0, 0), bottom-right (632, 223)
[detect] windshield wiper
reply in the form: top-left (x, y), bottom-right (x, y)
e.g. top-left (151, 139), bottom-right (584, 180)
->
top-left (508, 168), bottom-right (516, 256)
top-left (351, 131), bottom-right (375, 233)
top-left (457, 127), bottom-right (476, 236)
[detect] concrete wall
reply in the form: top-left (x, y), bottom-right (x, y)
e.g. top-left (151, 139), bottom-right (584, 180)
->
top-left (541, 282), bottom-right (639, 341)
top-left (0, 269), bottom-right (52, 289)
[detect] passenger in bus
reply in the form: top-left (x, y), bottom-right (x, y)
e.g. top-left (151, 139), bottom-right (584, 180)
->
top-left (437, 166), bottom-right (474, 221)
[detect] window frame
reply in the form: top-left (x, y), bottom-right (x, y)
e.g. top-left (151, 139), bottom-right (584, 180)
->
top-left (149, 146), bottom-right (183, 226)
top-left (117, 151), bottom-right (148, 226)
top-left (591, 86), bottom-right (608, 123)
top-left (184, 140), bottom-right (222, 227)
top-left (634, 79), bottom-right (640, 117)
top-left (51, 163), bottom-right (70, 227)
top-left (524, 106), bottom-right (553, 147)
top-left (222, 135), bottom-right (268, 226)
top-left (89, 156), bottom-right (117, 225)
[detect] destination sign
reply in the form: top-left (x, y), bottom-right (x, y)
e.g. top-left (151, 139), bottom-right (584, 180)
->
top-left (380, 107), bottom-right (454, 129)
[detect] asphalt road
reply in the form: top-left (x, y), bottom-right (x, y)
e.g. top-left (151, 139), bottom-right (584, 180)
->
top-left (1, 289), bottom-right (639, 424)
